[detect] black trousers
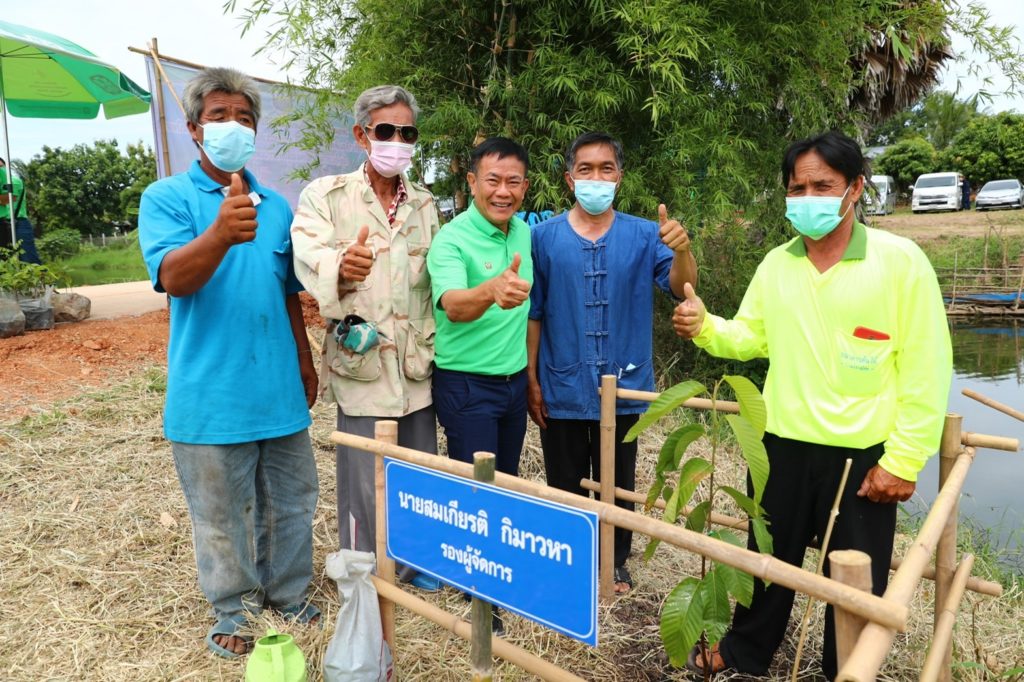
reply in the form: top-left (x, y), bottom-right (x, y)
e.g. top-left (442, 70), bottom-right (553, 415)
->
top-left (539, 414), bottom-right (639, 567)
top-left (719, 434), bottom-right (896, 681)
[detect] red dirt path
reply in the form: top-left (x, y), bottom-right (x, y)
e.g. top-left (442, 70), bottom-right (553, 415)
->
top-left (0, 293), bottom-right (324, 422)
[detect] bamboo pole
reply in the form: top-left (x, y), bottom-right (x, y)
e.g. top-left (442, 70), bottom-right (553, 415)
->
top-left (583, 481), bottom-right (1001, 597)
top-left (962, 388), bottom-right (1024, 423)
top-left (471, 451), bottom-right (496, 682)
top-left (919, 554), bottom-right (976, 682)
top-left (147, 39), bottom-right (172, 177)
top-left (605, 387), bottom-right (740, 414)
top-left (829, 550), bottom-right (873, 672)
top-left (332, 431), bottom-right (909, 632)
top-left (934, 415), bottom-right (962, 682)
top-left (948, 250), bottom-right (958, 312)
top-left (889, 557), bottom-right (1000, 597)
top-left (370, 577), bottom-right (586, 682)
top-left (374, 420), bottom-right (397, 650)
top-left (580, 480), bottom-right (749, 530)
top-left (960, 431), bottom-right (1018, 452)
top-left (836, 448), bottom-right (976, 682)
top-left (599, 375), bottom-right (616, 603)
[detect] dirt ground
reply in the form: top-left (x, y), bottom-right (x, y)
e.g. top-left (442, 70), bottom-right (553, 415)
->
top-left (868, 207), bottom-right (1024, 240)
top-left (0, 294), bottom-right (324, 422)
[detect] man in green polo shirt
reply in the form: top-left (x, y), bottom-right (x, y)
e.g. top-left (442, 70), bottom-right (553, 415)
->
top-left (673, 131), bottom-right (952, 680)
top-left (427, 137), bottom-right (533, 477)
top-left (0, 158), bottom-right (41, 263)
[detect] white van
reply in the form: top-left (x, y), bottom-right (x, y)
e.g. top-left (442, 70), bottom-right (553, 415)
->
top-left (864, 175), bottom-right (896, 215)
top-left (911, 172), bottom-right (961, 213)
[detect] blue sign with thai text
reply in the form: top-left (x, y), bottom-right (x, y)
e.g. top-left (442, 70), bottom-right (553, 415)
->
top-left (385, 458), bottom-right (599, 645)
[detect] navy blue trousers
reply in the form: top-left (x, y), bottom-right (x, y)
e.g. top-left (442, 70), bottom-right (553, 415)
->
top-left (432, 367), bottom-right (528, 476)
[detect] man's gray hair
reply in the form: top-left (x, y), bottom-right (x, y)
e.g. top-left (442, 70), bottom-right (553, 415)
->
top-left (182, 67), bottom-right (262, 127)
top-left (353, 85), bottom-right (419, 127)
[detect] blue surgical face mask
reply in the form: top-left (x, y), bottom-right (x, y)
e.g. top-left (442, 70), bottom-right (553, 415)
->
top-left (199, 121), bottom-right (256, 172)
top-left (784, 184), bottom-right (852, 240)
top-left (573, 178), bottom-right (617, 215)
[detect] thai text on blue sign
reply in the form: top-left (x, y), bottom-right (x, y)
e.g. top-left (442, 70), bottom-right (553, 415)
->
top-left (385, 458), bottom-right (599, 645)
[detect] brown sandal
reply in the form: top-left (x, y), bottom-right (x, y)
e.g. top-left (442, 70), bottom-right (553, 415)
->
top-left (685, 641), bottom-right (731, 674)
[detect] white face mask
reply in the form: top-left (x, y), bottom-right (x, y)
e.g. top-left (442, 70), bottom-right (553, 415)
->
top-left (367, 140), bottom-right (414, 178)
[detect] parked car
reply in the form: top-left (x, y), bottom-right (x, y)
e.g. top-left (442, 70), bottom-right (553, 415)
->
top-left (974, 179), bottom-right (1024, 211)
top-left (863, 175), bottom-right (896, 215)
top-left (911, 172), bottom-right (962, 213)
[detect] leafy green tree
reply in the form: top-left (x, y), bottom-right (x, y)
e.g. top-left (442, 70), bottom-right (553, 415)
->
top-left (920, 91), bottom-right (981, 151)
top-left (940, 112), bottom-right (1024, 185)
top-left (19, 140), bottom-right (156, 236)
top-left (233, 0), bottom-right (1019, 323)
top-left (866, 90), bottom-right (980, 149)
top-left (874, 137), bottom-right (937, 190)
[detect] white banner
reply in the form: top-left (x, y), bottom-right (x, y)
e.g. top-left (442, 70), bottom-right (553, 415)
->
top-left (143, 57), bottom-right (364, 208)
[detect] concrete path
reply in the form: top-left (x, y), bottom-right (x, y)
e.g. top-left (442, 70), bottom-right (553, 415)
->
top-left (70, 281), bottom-right (167, 321)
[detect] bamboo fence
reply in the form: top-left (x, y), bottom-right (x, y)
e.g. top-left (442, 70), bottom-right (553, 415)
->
top-left (333, 376), bottom-right (1018, 681)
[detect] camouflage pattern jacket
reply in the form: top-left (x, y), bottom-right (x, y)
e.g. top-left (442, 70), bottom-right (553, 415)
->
top-left (291, 166), bottom-right (439, 417)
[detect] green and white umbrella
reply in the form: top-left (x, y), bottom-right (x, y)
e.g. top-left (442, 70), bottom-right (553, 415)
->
top-left (0, 20), bottom-right (151, 245)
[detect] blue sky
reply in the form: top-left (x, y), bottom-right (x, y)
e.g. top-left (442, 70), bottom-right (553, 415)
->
top-left (2, 0), bottom-right (1023, 164)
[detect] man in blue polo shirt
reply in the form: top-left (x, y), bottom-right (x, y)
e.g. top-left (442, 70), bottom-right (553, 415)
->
top-left (527, 131), bottom-right (698, 593)
top-left (139, 67), bottom-right (319, 659)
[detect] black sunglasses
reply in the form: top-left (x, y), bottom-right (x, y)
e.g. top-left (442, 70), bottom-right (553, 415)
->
top-left (364, 123), bottom-right (419, 144)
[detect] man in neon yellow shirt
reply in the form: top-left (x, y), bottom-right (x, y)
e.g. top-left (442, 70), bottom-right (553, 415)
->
top-left (674, 131), bottom-right (952, 680)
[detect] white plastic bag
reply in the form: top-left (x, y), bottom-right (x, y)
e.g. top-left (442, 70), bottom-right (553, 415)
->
top-left (323, 550), bottom-right (394, 682)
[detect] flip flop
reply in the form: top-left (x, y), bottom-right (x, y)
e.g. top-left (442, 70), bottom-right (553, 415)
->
top-left (614, 565), bottom-right (633, 594)
top-left (684, 641), bottom-right (731, 675)
top-left (278, 600), bottom-right (322, 628)
top-left (206, 613), bottom-right (251, 659)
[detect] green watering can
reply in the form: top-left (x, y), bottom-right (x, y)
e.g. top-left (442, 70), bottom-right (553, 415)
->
top-left (245, 629), bottom-right (307, 682)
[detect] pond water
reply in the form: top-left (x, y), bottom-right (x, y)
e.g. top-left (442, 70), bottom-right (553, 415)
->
top-left (910, 320), bottom-right (1023, 571)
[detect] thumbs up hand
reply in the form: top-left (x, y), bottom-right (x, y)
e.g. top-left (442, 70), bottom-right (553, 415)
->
top-left (340, 225), bottom-right (375, 282)
top-left (658, 204), bottom-right (691, 254)
top-left (213, 173), bottom-right (258, 245)
top-left (490, 252), bottom-right (531, 309)
top-left (672, 282), bottom-right (706, 339)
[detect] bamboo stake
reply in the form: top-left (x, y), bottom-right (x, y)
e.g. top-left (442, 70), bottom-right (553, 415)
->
top-left (948, 250), bottom-right (958, 312)
top-left (471, 451), bottom-right (496, 682)
top-left (604, 387), bottom-right (740, 414)
top-left (791, 459), bottom-right (853, 682)
top-left (332, 431), bottom-right (909, 631)
top-left (374, 420), bottom-right (397, 650)
top-left (919, 554), bottom-right (976, 682)
top-left (582, 480), bottom-right (1001, 597)
top-left (836, 448), bottom-right (977, 682)
top-left (829, 550), bottom-right (873, 672)
top-left (962, 388), bottom-right (1024, 422)
top-left (599, 375), bottom-right (616, 603)
top-left (934, 415), bottom-right (963, 682)
top-left (370, 577), bottom-right (586, 682)
top-left (960, 431), bottom-right (1018, 451)
top-left (147, 39), bottom-right (172, 177)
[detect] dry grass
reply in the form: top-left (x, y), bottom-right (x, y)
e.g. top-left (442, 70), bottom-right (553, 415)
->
top-left (1, 363), bottom-right (1021, 680)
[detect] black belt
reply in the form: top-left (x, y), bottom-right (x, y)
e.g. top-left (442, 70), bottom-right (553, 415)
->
top-left (436, 367), bottom-right (526, 383)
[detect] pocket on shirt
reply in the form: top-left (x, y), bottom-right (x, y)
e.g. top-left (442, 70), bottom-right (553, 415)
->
top-left (833, 331), bottom-right (894, 397)
top-left (329, 344), bottom-right (383, 382)
top-left (403, 316), bottom-right (436, 382)
top-left (612, 359), bottom-right (652, 392)
top-left (407, 243), bottom-right (431, 290)
top-left (544, 362), bottom-right (587, 413)
top-left (272, 242), bottom-right (291, 282)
